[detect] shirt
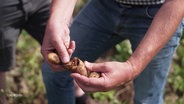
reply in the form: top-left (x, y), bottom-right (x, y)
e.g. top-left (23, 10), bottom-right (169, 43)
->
top-left (115, 0), bottom-right (165, 5)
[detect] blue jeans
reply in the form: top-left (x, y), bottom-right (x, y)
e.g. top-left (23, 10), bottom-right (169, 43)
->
top-left (42, 63), bottom-right (75, 104)
top-left (42, 0), bottom-right (184, 104)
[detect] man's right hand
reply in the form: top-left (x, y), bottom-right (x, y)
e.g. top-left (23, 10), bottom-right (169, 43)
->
top-left (41, 20), bottom-right (75, 71)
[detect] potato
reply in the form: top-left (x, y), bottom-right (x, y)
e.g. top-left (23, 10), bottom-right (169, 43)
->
top-left (88, 72), bottom-right (101, 78)
top-left (47, 52), bottom-right (61, 64)
top-left (64, 57), bottom-right (89, 77)
top-left (47, 52), bottom-right (100, 78)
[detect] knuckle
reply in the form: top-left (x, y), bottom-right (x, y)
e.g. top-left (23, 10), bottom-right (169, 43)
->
top-left (64, 27), bottom-right (70, 35)
top-left (52, 39), bottom-right (58, 45)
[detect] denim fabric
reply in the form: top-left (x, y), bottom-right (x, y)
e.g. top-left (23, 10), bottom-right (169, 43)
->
top-left (42, 62), bottom-right (75, 104)
top-left (42, 0), bottom-right (183, 103)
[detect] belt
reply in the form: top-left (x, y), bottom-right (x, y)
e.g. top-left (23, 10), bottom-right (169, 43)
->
top-left (119, 3), bottom-right (162, 8)
top-left (113, 0), bottom-right (163, 8)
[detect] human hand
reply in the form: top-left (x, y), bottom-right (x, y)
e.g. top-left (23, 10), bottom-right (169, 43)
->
top-left (41, 21), bottom-right (75, 71)
top-left (71, 61), bottom-right (134, 92)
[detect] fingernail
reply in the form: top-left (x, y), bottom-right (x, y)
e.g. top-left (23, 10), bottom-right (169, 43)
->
top-left (85, 61), bottom-right (89, 65)
top-left (85, 61), bottom-right (91, 68)
top-left (62, 57), bottom-right (69, 63)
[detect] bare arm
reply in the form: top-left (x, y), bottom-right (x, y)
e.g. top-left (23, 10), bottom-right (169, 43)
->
top-left (49, 0), bottom-right (77, 25)
top-left (128, 0), bottom-right (184, 78)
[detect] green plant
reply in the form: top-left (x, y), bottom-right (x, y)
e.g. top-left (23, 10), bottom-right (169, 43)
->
top-left (6, 30), bottom-right (46, 104)
top-left (113, 40), bottom-right (132, 62)
top-left (167, 35), bottom-right (184, 94)
top-left (166, 32), bottom-right (184, 103)
top-left (91, 90), bottom-right (123, 104)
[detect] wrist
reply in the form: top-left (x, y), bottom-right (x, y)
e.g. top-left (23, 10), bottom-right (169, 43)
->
top-left (126, 57), bottom-right (142, 79)
top-left (48, 14), bottom-right (70, 26)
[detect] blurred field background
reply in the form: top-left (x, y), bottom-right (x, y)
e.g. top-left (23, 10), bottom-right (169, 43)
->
top-left (1, 0), bottom-right (184, 104)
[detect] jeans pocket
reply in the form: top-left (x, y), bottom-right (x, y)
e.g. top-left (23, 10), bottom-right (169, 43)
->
top-left (145, 5), bottom-right (160, 19)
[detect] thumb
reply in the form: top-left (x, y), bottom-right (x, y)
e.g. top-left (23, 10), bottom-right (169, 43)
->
top-left (85, 61), bottom-right (107, 72)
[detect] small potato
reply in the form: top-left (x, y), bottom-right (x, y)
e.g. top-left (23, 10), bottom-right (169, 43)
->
top-left (89, 72), bottom-right (101, 78)
top-left (47, 52), bottom-right (61, 64)
top-left (47, 52), bottom-right (100, 78)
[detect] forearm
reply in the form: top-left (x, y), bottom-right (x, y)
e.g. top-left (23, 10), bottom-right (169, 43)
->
top-left (128, 0), bottom-right (184, 77)
top-left (49, 0), bottom-right (78, 25)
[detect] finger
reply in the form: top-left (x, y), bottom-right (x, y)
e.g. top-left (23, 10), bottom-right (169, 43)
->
top-left (71, 73), bottom-right (88, 83)
top-left (41, 46), bottom-right (54, 64)
top-left (69, 41), bottom-right (76, 51)
top-left (73, 79), bottom-right (106, 93)
top-left (63, 39), bottom-right (70, 49)
top-left (55, 42), bottom-right (70, 63)
top-left (85, 61), bottom-right (108, 72)
top-left (71, 73), bottom-right (106, 92)
top-left (68, 41), bottom-right (76, 57)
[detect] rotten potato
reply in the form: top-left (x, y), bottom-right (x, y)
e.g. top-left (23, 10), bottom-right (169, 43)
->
top-left (64, 57), bottom-right (88, 76)
top-left (47, 52), bottom-right (100, 78)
